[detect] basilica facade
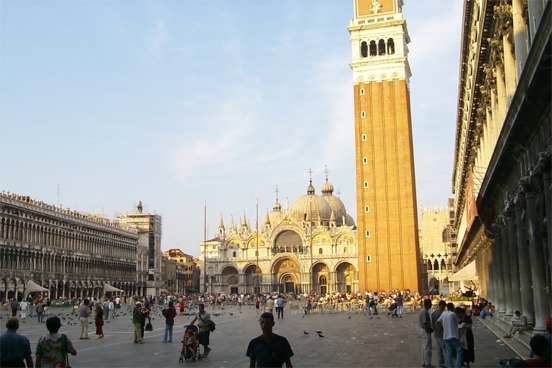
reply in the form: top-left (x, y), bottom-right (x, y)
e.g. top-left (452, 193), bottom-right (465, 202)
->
top-left (200, 177), bottom-right (358, 295)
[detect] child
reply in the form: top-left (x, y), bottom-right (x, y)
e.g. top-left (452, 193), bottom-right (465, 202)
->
top-left (183, 326), bottom-right (198, 359)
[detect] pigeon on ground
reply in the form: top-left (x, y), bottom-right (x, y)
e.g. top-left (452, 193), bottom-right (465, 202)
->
top-left (347, 316), bottom-right (352, 319)
top-left (303, 331), bottom-right (309, 335)
top-left (316, 330), bottom-right (322, 333)
top-left (317, 332), bottom-right (325, 338)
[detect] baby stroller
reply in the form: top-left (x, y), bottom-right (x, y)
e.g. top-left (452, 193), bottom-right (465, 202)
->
top-left (179, 325), bottom-right (200, 363)
top-left (388, 302), bottom-right (398, 317)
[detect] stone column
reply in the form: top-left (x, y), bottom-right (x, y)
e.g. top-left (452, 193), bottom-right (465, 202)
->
top-left (512, 0), bottom-right (528, 80)
top-left (538, 155), bottom-right (551, 299)
top-left (493, 227), bottom-right (506, 313)
top-left (500, 220), bottom-right (513, 315)
top-left (506, 208), bottom-right (522, 311)
top-left (527, 0), bottom-right (544, 43)
top-left (525, 191), bottom-right (547, 331)
top-left (514, 194), bottom-right (535, 324)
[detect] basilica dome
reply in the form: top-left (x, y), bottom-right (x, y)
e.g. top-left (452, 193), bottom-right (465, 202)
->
top-left (263, 199), bottom-right (285, 228)
top-left (290, 180), bottom-right (332, 224)
top-left (320, 178), bottom-right (355, 227)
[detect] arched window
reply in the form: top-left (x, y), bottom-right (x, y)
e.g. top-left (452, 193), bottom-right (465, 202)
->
top-left (232, 251), bottom-right (236, 257)
top-left (441, 259), bottom-right (446, 270)
top-left (378, 39), bottom-right (386, 55)
top-left (427, 260), bottom-right (432, 270)
top-left (319, 275), bottom-right (327, 285)
top-left (369, 41), bottom-right (377, 56)
top-left (361, 41), bottom-right (368, 57)
top-left (344, 247), bottom-right (347, 253)
top-left (318, 248), bottom-right (323, 255)
top-left (433, 259), bottom-right (439, 270)
top-left (387, 38), bottom-right (395, 54)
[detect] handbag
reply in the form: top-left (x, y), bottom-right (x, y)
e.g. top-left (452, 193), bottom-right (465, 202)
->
top-left (198, 314), bottom-right (215, 332)
top-left (145, 317), bottom-right (153, 331)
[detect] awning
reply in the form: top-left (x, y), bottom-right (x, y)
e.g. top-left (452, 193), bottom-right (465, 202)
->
top-left (449, 261), bottom-right (478, 282)
top-left (103, 283), bottom-right (123, 293)
top-left (24, 280), bottom-right (49, 298)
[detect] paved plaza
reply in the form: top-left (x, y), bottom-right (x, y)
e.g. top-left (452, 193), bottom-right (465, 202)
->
top-left (2, 303), bottom-right (528, 367)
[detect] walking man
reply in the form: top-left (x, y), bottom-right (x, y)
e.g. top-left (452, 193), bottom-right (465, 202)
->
top-left (419, 298), bottom-right (434, 368)
top-left (247, 312), bottom-right (293, 367)
top-left (276, 295), bottom-right (286, 319)
top-left (78, 299), bottom-right (91, 339)
top-left (0, 317), bottom-right (33, 368)
top-left (189, 303), bottom-right (212, 357)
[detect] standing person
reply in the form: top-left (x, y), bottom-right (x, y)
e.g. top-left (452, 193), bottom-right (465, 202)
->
top-left (395, 293), bottom-right (404, 318)
top-left (246, 312), bottom-right (293, 368)
top-left (255, 298), bottom-right (260, 314)
top-left (28, 299), bottom-right (35, 318)
top-left (140, 303), bottom-right (151, 339)
top-left (36, 316), bottom-right (77, 368)
top-left (419, 298), bottom-right (434, 368)
top-left (36, 301), bottom-right (44, 323)
top-left (78, 299), bottom-right (91, 340)
top-left (103, 299), bottom-right (110, 320)
top-left (460, 308), bottom-right (474, 368)
top-left (11, 299), bottom-right (19, 317)
top-left (372, 293), bottom-right (379, 315)
top-left (0, 317), bottom-right (33, 368)
top-left (95, 304), bottom-right (104, 339)
top-left (276, 295), bottom-right (286, 320)
top-left (189, 303), bottom-right (212, 358)
top-left (162, 301), bottom-right (177, 343)
top-left (19, 299), bottom-right (29, 319)
top-left (436, 303), bottom-right (464, 368)
top-left (431, 300), bottom-right (447, 368)
top-left (266, 297), bottom-right (275, 314)
top-left (132, 301), bottom-right (146, 344)
top-left (108, 297), bottom-right (114, 318)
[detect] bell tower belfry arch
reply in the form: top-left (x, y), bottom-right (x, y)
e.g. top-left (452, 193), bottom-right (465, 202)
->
top-left (348, 0), bottom-right (421, 292)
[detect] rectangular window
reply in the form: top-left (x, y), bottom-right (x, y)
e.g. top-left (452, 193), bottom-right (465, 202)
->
top-left (365, 230), bottom-right (371, 237)
top-left (363, 157), bottom-right (368, 164)
top-left (362, 134), bottom-right (367, 141)
top-left (366, 255), bottom-right (372, 263)
top-left (360, 88), bottom-right (365, 95)
top-left (364, 205), bottom-right (370, 213)
top-left (364, 181), bottom-right (369, 188)
top-left (361, 111), bottom-right (366, 118)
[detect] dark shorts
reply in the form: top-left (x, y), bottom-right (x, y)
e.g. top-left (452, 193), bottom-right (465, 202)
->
top-left (198, 330), bottom-right (210, 346)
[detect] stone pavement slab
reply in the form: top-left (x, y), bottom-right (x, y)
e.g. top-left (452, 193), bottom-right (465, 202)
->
top-left (1, 304), bottom-right (525, 367)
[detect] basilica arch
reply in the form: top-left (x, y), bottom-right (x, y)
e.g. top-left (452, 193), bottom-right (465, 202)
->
top-left (271, 256), bottom-right (301, 294)
top-left (243, 264), bottom-right (261, 295)
top-left (335, 262), bottom-right (357, 293)
top-left (312, 262), bottom-right (330, 295)
top-left (220, 265), bottom-right (239, 294)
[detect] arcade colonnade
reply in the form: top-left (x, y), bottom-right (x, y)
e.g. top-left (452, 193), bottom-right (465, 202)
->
top-left (0, 193), bottom-right (144, 301)
top-left (452, 0), bottom-right (551, 331)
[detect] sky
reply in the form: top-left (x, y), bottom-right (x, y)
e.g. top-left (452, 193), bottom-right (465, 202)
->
top-left (0, 0), bottom-right (463, 257)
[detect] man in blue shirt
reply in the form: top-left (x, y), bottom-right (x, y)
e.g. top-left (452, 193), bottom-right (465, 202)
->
top-left (247, 312), bottom-right (293, 367)
top-left (0, 317), bottom-right (33, 367)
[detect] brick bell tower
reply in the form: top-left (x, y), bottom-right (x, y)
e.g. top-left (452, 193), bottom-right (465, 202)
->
top-left (348, 0), bottom-right (421, 292)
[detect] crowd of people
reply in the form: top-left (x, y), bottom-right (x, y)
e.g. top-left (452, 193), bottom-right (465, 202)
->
top-left (1, 290), bottom-right (551, 368)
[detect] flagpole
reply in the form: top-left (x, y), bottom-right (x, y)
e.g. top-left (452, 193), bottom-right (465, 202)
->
top-left (203, 201), bottom-right (207, 294)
